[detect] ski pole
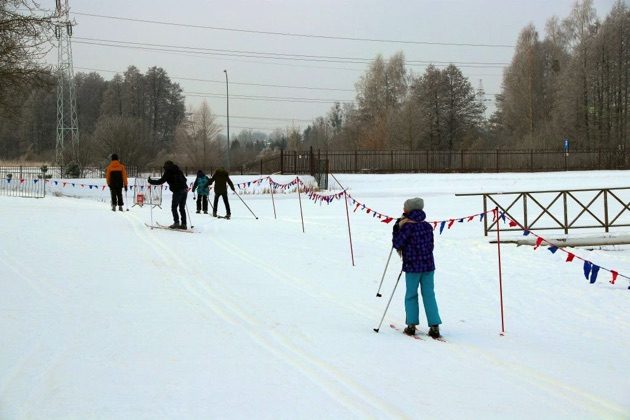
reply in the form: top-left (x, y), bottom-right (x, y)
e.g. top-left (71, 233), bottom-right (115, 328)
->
top-left (373, 269), bottom-right (403, 333)
top-left (185, 201), bottom-right (194, 228)
top-left (376, 247), bottom-right (395, 297)
top-left (150, 190), bottom-right (154, 226)
top-left (233, 189), bottom-right (258, 219)
top-left (125, 187), bottom-right (129, 211)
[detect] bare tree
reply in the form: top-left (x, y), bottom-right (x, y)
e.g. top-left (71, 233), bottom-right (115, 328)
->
top-left (0, 0), bottom-right (54, 113)
top-left (90, 116), bottom-right (153, 167)
top-left (174, 101), bottom-right (221, 169)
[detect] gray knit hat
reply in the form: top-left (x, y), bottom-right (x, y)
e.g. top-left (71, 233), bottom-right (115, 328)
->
top-left (404, 197), bottom-right (424, 212)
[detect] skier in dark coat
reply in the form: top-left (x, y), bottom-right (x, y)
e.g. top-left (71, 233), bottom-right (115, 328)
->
top-left (209, 167), bottom-right (235, 219)
top-left (148, 160), bottom-right (189, 229)
top-left (392, 197), bottom-right (442, 338)
top-left (192, 169), bottom-right (211, 214)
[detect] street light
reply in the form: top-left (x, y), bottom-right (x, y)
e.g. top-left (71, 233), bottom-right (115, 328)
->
top-left (223, 69), bottom-right (230, 170)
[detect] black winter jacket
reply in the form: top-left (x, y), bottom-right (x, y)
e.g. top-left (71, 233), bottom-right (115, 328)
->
top-left (209, 168), bottom-right (234, 194)
top-left (148, 162), bottom-right (188, 192)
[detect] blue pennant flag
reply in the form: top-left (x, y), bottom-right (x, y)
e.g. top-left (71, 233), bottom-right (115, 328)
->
top-left (479, 214), bottom-right (485, 221)
top-left (500, 213), bottom-right (506, 222)
top-left (583, 261), bottom-right (592, 280)
top-left (548, 245), bottom-right (558, 254)
top-left (439, 221), bottom-right (446, 234)
top-left (589, 265), bottom-right (600, 284)
top-left (33, 179), bottom-right (39, 184)
top-left (523, 230), bottom-right (530, 236)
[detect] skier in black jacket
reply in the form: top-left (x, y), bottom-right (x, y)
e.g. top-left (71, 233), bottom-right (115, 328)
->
top-left (148, 160), bottom-right (189, 229)
top-left (209, 167), bottom-right (235, 219)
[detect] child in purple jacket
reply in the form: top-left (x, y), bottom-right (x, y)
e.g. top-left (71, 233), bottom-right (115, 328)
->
top-left (392, 197), bottom-right (442, 338)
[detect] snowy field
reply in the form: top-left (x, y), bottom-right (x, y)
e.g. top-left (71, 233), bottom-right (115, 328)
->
top-left (1, 171), bottom-right (629, 419)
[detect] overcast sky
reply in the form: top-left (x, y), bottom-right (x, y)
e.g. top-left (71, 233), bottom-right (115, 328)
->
top-left (48, 0), bottom-right (618, 136)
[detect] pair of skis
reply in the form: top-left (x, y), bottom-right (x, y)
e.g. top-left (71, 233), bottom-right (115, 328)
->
top-left (144, 222), bottom-right (195, 233)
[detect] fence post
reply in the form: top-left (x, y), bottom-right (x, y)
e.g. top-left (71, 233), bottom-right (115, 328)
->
top-left (483, 194), bottom-right (488, 236)
top-left (530, 149), bottom-right (533, 171)
top-left (390, 150), bottom-right (394, 172)
top-left (425, 150), bottom-right (429, 173)
top-left (604, 189), bottom-right (609, 233)
top-left (354, 150), bottom-right (358, 173)
top-left (562, 191), bottom-right (569, 235)
top-left (309, 146), bottom-right (314, 176)
top-left (280, 149), bottom-right (284, 174)
top-left (460, 149), bottom-right (464, 171)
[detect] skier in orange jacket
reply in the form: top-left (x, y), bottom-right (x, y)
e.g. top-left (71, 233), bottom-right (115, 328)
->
top-left (105, 153), bottom-right (128, 211)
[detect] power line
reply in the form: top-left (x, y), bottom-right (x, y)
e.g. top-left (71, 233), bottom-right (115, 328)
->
top-left (74, 37), bottom-right (510, 67)
top-left (214, 114), bottom-right (313, 123)
top-left (75, 66), bottom-right (355, 92)
top-left (73, 37), bottom-right (509, 68)
top-left (184, 91), bottom-right (351, 104)
top-left (73, 40), bottom-right (366, 73)
top-left (72, 11), bottom-right (515, 48)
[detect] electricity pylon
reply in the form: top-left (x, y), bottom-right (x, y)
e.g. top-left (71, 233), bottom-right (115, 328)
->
top-left (54, 0), bottom-right (79, 167)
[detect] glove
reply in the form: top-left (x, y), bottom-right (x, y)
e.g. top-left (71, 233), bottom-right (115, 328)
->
top-left (124, 186), bottom-right (128, 192)
top-left (393, 217), bottom-right (402, 234)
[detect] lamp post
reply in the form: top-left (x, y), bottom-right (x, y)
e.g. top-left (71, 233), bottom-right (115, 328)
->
top-left (223, 69), bottom-right (230, 170)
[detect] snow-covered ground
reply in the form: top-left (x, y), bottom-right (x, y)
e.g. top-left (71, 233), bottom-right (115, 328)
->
top-left (1, 171), bottom-right (629, 419)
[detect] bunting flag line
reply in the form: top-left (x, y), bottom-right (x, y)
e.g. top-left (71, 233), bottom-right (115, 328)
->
top-left (502, 214), bottom-right (629, 289)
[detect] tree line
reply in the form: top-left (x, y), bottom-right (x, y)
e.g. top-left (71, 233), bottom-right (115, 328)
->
top-left (0, 0), bottom-right (628, 171)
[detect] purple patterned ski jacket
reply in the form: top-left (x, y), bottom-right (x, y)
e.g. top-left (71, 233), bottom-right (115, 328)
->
top-left (392, 209), bottom-right (435, 273)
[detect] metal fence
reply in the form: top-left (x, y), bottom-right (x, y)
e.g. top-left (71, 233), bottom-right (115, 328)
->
top-left (457, 187), bottom-right (630, 235)
top-left (0, 173), bottom-right (45, 198)
top-left (240, 148), bottom-right (629, 175)
top-left (0, 165), bottom-right (140, 179)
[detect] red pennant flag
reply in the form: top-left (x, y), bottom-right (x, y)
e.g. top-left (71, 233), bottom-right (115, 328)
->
top-left (62, 182), bottom-right (67, 187)
top-left (381, 217), bottom-right (393, 224)
top-left (354, 203), bottom-right (360, 213)
top-left (366, 208), bottom-right (371, 214)
top-left (565, 253), bottom-right (575, 262)
top-left (447, 219), bottom-right (455, 229)
top-left (20, 179), bottom-right (25, 184)
top-left (467, 215), bottom-right (474, 222)
top-left (534, 237), bottom-right (544, 250)
top-left (509, 219), bottom-right (518, 227)
top-left (610, 270), bottom-right (618, 284)
top-left (102, 186), bottom-right (106, 191)
top-left (433, 222), bottom-right (437, 230)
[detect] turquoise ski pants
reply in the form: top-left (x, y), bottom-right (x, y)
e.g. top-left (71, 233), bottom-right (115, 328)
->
top-left (405, 271), bottom-right (442, 326)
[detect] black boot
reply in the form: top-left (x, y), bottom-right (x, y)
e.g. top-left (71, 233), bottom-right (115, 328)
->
top-left (428, 325), bottom-right (441, 339)
top-left (168, 222), bottom-right (180, 229)
top-left (403, 325), bottom-right (416, 336)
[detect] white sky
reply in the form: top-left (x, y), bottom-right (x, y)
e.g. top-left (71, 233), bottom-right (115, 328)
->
top-left (47, 0), bottom-right (617, 135)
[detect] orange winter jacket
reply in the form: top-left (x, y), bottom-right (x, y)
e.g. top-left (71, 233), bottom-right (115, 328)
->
top-left (105, 160), bottom-right (128, 189)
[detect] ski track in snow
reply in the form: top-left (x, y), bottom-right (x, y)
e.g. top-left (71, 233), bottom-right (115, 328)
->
top-left (123, 212), bottom-right (409, 418)
top-left (136, 213), bottom-right (625, 417)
